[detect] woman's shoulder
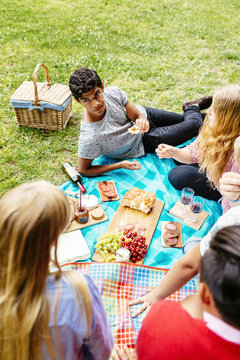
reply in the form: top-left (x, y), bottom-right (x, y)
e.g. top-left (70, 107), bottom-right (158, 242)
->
top-left (46, 272), bottom-right (99, 302)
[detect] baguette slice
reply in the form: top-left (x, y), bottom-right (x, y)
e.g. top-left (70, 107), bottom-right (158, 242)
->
top-left (122, 187), bottom-right (156, 214)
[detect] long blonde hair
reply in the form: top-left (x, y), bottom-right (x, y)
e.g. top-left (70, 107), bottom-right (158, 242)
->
top-left (197, 84), bottom-right (240, 186)
top-left (0, 181), bottom-right (92, 360)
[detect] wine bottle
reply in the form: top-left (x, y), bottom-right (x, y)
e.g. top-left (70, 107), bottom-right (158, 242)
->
top-left (62, 162), bottom-right (86, 193)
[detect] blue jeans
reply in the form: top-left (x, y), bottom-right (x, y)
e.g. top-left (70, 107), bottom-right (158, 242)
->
top-left (142, 105), bottom-right (205, 152)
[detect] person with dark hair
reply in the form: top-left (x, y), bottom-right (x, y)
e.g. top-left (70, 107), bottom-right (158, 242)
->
top-left (69, 67), bottom-right (210, 176)
top-left (135, 225), bottom-right (240, 360)
top-left (130, 187), bottom-right (240, 320)
top-left (112, 225), bottom-right (240, 360)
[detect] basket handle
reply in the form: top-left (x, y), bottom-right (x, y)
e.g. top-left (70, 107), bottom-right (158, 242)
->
top-left (32, 63), bottom-right (51, 106)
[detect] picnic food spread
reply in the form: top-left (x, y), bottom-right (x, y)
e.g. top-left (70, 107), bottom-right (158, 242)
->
top-left (97, 180), bottom-right (119, 201)
top-left (118, 222), bottom-right (146, 236)
top-left (161, 221), bottom-right (182, 248)
top-left (163, 222), bottom-right (179, 246)
top-left (115, 247), bottom-right (130, 262)
top-left (95, 230), bottom-right (148, 263)
top-left (91, 207), bottom-right (104, 220)
top-left (67, 194), bottom-right (99, 218)
top-left (122, 187), bottom-right (156, 214)
top-left (82, 194), bottom-right (99, 210)
top-left (75, 206), bottom-right (89, 224)
top-left (95, 232), bottom-right (123, 262)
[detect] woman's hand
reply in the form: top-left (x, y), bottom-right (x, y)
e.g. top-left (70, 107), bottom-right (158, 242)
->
top-left (155, 144), bottom-right (176, 159)
top-left (219, 172), bottom-right (240, 201)
top-left (129, 290), bottom-right (159, 322)
top-left (111, 346), bottom-right (137, 360)
top-left (120, 160), bottom-right (141, 170)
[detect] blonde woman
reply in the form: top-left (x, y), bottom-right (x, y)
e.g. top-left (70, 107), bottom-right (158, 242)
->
top-left (0, 181), bottom-right (113, 360)
top-left (156, 84), bottom-right (240, 213)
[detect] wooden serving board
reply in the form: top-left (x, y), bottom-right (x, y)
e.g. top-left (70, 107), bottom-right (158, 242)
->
top-left (97, 180), bottom-right (119, 202)
top-left (92, 199), bottom-right (164, 264)
top-left (161, 221), bottom-right (183, 248)
top-left (65, 204), bottom-right (108, 232)
top-left (169, 200), bottom-right (209, 230)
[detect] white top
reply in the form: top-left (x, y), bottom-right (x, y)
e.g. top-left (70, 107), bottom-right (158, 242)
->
top-left (78, 86), bottom-right (145, 160)
top-left (200, 205), bottom-right (240, 255)
top-left (204, 311), bottom-right (240, 344)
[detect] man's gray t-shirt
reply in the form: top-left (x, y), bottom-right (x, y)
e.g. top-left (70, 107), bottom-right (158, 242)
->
top-left (78, 86), bottom-right (145, 160)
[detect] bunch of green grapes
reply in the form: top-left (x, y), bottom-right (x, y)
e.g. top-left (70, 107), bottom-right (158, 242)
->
top-left (95, 232), bottom-right (123, 262)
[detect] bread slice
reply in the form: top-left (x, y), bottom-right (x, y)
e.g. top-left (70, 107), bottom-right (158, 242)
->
top-left (122, 187), bottom-right (156, 214)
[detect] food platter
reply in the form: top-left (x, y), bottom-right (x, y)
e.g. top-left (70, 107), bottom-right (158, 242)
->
top-left (92, 198), bottom-right (164, 264)
top-left (97, 180), bottom-right (119, 201)
top-left (161, 221), bottom-right (182, 248)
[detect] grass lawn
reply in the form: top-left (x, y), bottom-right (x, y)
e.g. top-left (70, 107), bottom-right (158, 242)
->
top-left (0, 0), bottom-right (239, 195)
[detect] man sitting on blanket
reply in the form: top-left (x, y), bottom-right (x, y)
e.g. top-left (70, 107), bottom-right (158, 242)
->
top-left (69, 67), bottom-right (209, 176)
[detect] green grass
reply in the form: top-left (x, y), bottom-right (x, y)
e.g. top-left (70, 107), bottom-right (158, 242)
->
top-left (1, 0), bottom-right (240, 195)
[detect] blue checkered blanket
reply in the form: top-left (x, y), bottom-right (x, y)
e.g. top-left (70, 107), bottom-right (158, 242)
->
top-left (59, 142), bottom-right (222, 269)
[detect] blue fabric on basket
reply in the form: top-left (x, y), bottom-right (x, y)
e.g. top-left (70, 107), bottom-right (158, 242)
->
top-left (10, 95), bottom-right (71, 111)
top-left (59, 139), bottom-right (223, 269)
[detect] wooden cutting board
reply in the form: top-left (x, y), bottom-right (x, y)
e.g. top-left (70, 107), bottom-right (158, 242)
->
top-left (97, 180), bottom-right (120, 201)
top-left (92, 199), bottom-right (164, 264)
top-left (65, 204), bottom-right (108, 232)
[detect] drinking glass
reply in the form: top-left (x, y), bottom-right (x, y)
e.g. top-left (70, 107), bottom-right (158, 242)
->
top-left (190, 196), bottom-right (205, 223)
top-left (179, 187), bottom-right (194, 216)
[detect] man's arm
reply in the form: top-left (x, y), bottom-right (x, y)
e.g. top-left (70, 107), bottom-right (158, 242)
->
top-left (78, 157), bottom-right (141, 177)
top-left (125, 101), bottom-right (150, 132)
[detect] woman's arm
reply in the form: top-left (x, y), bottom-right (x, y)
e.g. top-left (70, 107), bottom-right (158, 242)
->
top-left (155, 144), bottom-right (192, 164)
top-left (130, 243), bottom-right (201, 320)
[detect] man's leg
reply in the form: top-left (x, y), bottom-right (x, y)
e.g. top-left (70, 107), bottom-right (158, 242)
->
top-left (168, 164), bottom-right (221, 201)
top-left (143, 105), bottom-right (205, 152)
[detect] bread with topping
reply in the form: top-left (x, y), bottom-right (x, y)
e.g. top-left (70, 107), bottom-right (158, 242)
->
top-left (122, 187), bottom-right (156, 214)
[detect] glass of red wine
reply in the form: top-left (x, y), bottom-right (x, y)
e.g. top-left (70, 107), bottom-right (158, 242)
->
top-left (190, 196), bottom-right (205, 223)
top-left (179, 187), bottom-right (194, 216)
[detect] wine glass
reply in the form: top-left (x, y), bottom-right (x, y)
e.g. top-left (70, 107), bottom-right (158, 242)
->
top-left (190, 196), bottom-right (205, 223)
top-left (179, 187), bottom-right (194, 216)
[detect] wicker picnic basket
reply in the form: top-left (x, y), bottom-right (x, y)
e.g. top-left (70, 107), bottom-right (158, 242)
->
top-left (11, 63), bottom-right (72, 131)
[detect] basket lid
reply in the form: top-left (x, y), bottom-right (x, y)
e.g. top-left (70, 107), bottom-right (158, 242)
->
top-left (40, 84), bottom-right (71, 105)
top-left (11, 81), bottom-right (71, 106)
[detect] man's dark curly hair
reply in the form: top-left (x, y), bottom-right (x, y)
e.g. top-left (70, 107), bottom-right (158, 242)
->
top-left (200, 225), bottom-right (240, 328)
top-left (69, 67), bottom-right (102, 100)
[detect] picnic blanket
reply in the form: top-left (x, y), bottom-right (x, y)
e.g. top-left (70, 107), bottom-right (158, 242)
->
top-left (63, 262), bottom-right (198, 348)
top-left (59, 141), bottom-right (223, 269)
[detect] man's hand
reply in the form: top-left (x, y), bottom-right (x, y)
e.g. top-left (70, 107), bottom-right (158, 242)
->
top-left (125, 101), bottom-right (150, 133)
top-left (129, 291), bottom-right (159, 322)
top-left (155, 144), bottom-right (176, 159)
top-left (135, 116), bottom-right (150, 133)
top-left (120, 160), bottom-right (141, 170)
top-left (219, 172), bottom-right (240, 201)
